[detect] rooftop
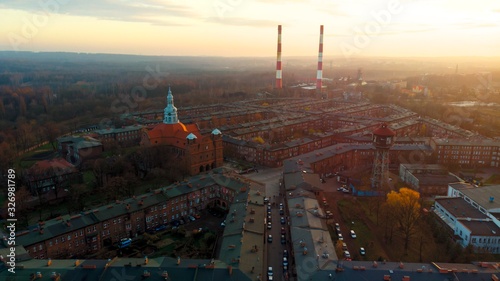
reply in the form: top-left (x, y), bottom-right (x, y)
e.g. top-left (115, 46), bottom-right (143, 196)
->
top-left (450, 184), bottom-right (500, 213)
top-left (435, 197), bottom-right (487, 220)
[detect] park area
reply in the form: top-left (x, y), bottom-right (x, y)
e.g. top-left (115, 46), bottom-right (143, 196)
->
top-left (323, 191), bottom-right (499, 263)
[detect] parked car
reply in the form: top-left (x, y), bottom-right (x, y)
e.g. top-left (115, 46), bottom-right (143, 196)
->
top-left (338, 233), bottom-right (343, 241)
top-left (267, 267), bottom-right (273, 281)
top-left (280, 217), bottom-right (286, 224)
top-left (281, 235), bottom-right (286, 244)
top-left (188, 215), bottom-right (196, 221)
top-left (360, 247), bottom-right (366, 256)
top-left (267, 222), bottom-right (272, 229)
top-left (283, 249), bottom-right (288, 257)
top-left (350, 230), bottom-right (357, 239)
top-left (342, 243), bottom-right (347, 251)
top-left (335, 223), bottom-right (341, 233)
top-left (268, 235), bottom-right (273, 243)
top-left (344, 250), bottom-right (351, 259)
top-left (281, 227), bottom-right (286, 235)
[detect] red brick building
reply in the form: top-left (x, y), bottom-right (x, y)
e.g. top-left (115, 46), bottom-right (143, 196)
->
top-left (140, 87), bottom-right (223, 175)
top-left (13, 174), bottom-right (247, 259)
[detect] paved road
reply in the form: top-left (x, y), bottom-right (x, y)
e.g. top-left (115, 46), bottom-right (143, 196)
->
top-left (244, 167), bottom-right (291, 281)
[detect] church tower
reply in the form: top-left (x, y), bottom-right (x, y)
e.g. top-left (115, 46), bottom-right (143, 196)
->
top-left (163, 87), bottom-right (179, 124)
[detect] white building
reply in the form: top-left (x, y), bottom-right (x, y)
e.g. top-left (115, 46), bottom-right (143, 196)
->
top-left (433, 183), bottom-right (500, 253)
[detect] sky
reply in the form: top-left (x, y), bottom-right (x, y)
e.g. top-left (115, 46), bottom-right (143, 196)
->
top-left (1, 0), bottom-right (499, 58)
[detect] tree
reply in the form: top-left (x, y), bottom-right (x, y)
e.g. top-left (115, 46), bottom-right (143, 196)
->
top-left (16, 186), bottom-right (33, 228)
top-left (44, 122), bottom-right (61, 151)
top-left (66, 183), bottom-right (89, 213)
top-left (385, 187), bottom-right (421, 255)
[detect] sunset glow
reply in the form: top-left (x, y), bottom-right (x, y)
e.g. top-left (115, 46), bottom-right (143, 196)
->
top-left (1, 0), bottom-right (499, 57)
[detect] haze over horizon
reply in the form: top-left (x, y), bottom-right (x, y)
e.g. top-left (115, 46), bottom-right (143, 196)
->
top-left (1, 0), bottom-right (499, 59)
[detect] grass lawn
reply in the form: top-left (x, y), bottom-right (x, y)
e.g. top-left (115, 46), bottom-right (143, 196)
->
top-left (336, 197), bottom-right (450, 262)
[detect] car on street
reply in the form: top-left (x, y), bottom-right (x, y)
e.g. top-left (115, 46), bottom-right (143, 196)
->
top-left (360, 247), bottom-right (366, 256)
top-left (220, 220), bottom-right (226, 227)
top-left (267, 267), bottom-right (273, 281)
top-left (350, 230), bottom-right (356, 239)
top-left (283, 257), bottom-right (288, 269)
top-left (280, 217), bottom-right (286, 224)
top-left (188, 215), bottom-right (196, 221)
top-left (342, 243), bottom-right (347, 251)
top-left (279, 208), bottom-right (284, 215)
top-left (268, 235), bottom-right (273, 243)
top-left (335, 223), bottom-right (340, 233)
top-left (344, 251), bottom-right (351, 259)
top-left (283, 249), bottom-right (288, 258)
top-left (281, 227), bottom-right (286, 235)
top-left (267, 222), bottom-right (272, 229)
top-left (338, 233), bottom-right (343, 241)
top-left (281, 235), bottom-right (286, 244)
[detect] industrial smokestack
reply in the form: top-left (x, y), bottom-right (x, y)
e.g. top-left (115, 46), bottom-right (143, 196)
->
top-left (276, 25), bottom-right (282, 89)
top-left (316, 25), bottom-right (324, 92)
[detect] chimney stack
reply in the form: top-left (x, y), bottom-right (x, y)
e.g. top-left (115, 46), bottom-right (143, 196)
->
top-left (316, 25), bottom-right (324, 92)
top-left (276, 25), bottom-right (282, 89)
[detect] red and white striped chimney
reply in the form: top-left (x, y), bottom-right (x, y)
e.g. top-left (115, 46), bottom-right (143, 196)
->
top-left (316, 25), bottom-right (324, 92)
top-left (276, 25), bottom-right (282, 89)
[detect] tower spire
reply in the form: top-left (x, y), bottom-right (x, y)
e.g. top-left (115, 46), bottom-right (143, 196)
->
top-left (163, 86), bottom-right (179, 124)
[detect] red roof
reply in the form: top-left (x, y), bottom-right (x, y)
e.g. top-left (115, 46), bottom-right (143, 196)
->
top-left (373, 123), bottom-right (395, 137)
top-left (29, 158), bottom-right (77, 177)
top-left (145, 122), bottom-right (201, 148)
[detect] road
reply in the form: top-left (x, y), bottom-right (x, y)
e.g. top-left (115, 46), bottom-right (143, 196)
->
top-left (244, 167), bottom-right (291, 281)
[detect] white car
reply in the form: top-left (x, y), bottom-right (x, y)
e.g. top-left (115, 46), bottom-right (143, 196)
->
top-left (360, 247), bottom-right (366, 256)
top-left (350, 230), bottom-right (356, 239)
top-left (338, 233), bottom-right (343, 241)
top-left (267, 266), bottom-right (273, 280)
top-left (344, 250), bottom-right (351, 258)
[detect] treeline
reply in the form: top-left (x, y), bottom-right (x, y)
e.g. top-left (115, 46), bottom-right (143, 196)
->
top-left (0, 53), bottom-right (280, 172)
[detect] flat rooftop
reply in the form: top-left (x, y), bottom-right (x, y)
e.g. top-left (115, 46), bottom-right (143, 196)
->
top-left (450, 183), bottom-right (500, 212)
top-left (435, 197), bottom-right (486, 219)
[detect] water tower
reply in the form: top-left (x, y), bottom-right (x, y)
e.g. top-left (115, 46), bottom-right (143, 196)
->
top-left (371, 123), bottom-right (395, 189)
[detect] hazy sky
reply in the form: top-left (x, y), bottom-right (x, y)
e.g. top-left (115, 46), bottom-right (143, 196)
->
top-left (1, 0), bottom-right (499, 59)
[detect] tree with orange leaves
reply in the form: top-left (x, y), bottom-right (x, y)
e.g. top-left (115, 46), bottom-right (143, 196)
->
top-left (385, 187), bottom-right (421, 255)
